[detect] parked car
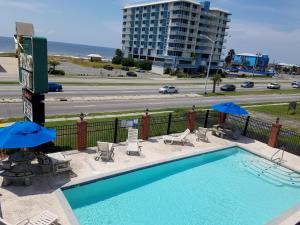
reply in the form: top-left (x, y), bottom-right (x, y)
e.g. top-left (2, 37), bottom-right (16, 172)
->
top-left (292, 82), bottom-right (300, 88)
top-left (136, 68), bottom-right (145, 73)
top-left (229, 67), bottom-right (239, 73)
top-left (220, 84), bottom-right (236, 91)
top-left (159, 85), bottom-right (178, 94)
top-left (48, 82), bottom-right (63, 92)
top-left (121, 66), bottom-right (129, 71)
top-left (103, 65), bottom-right (113, 70)
top-left (241, 81), bottom-right (254, 88)
top-left (291, 81), bottom-right (299, 86)
top-left (127, 71), bottom-right (138, 77)
top-left (267, 83), bottom-right (281, 89)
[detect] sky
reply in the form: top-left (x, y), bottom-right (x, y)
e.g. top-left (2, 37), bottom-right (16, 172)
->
top-left (0, 0), bottom-right (299, 64)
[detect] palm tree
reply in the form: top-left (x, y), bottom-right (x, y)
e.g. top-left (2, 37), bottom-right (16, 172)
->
top-left (211, 74), bottom-right (222, 93)
top-left (49, 60), bottom-right (60, 71)
top-left (225, 49), bottom-right (235, 67)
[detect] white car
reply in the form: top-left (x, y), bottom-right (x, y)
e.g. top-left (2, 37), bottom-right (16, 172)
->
top-left (292, 82), bottom-right (300, 88)
top-left (267, 83), bottom-right (281, 89)
top-left (159, 85), bottom-right (178, 94)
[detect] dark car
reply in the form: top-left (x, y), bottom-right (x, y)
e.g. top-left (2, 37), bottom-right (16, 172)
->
top-left (48, 82), bottom-right (63, 92)
top-left (127, 71), bottom-right (137, 77)
top-left (241, 81), bottom-right (254, 88)
top-left (221, 84), bottom-right (236, 91)
top-left (103, 65), bottom-right (113, 70)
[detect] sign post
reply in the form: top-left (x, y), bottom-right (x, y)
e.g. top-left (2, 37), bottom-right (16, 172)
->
top-left (15, 22), bottom-right (48, 125)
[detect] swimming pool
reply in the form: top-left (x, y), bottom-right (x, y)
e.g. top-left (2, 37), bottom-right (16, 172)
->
top-left (62, 147), bottom-right (300, 225)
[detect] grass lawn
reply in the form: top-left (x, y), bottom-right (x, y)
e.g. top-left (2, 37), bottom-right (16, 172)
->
top-left (247, 103), bottom-right (300, 121)
top-left (203, 89), bottom-right (300, 97)
top-left (49, 55), bottom-right (136, 71)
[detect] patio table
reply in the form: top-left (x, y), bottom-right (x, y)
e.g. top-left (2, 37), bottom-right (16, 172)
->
top-left (9, 151), bottom-right (36, 164)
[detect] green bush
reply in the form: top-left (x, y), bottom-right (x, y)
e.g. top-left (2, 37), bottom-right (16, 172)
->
top-left (50, 69), bottom-right (65, 76)
top-left (164, 68), bottom-right (171, 74)
top-left (112, 56), bottom-right (123, 65)
top-left (134, 60), bottom-right (152, 70)
top-left (121, 58), bottom-right (135, 67)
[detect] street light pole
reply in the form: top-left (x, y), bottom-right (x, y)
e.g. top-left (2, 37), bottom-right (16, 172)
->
top-left (200, 34), bottom-right (215, 95)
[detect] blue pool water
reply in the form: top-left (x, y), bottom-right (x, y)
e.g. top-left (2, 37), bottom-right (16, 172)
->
top-left (63, 147), bottom-right (300, 225)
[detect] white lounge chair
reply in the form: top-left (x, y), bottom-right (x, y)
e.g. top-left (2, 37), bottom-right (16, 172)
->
top-left (195, 127), bottom-right (208, 142)
top-left (163, 129), bottom-right (190, 145)
top-left (95, 142), bottom-right (114, 161)
top-left (0, 210), bottom-right (58, 225)
top-left (126, 128), bottom-right (142, 155)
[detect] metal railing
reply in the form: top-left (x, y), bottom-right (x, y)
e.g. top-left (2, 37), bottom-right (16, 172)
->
top-left (47, 110), bottom-right (300, 157)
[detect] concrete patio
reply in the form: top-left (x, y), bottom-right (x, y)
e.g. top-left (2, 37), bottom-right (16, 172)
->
top-left (0, 132), bottom-right (300, 225)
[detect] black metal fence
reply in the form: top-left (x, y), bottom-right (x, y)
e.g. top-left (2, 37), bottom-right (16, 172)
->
top-left (278, 128), bottom-right (300, 156)
top-left (47, 124), bottom-right (77, 151)
top-left (48, 110), bottom-right (300, 156)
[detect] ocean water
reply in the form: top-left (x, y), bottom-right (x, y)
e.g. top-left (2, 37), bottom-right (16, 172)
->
top-left (63, 147), bottom-right (300, 225)
top-left (0, 36), bottom-right (115, 59)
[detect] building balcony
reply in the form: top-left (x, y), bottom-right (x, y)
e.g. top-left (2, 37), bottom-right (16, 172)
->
top-left (169, 30), bottom-right (187, 36)
top-left (167, 46), bottom-right (185, 51)
top-left (171, 5), bottom-right (191, 11)
top-left (168, 39), bottom-right (186, 44)
top-left (171, 14), bottom-right (190, 20)
top-left (197, 42), bottom-right (213, 47)
top-left (226, 17), bottom-right (231, 22)
top-left (225, 25), bottom-right (230, 29)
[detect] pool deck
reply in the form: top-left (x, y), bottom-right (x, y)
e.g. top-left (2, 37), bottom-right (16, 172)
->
top-left (0, 132), bottom-right (300, 225)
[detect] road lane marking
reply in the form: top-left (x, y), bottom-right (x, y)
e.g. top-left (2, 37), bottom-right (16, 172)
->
top-left (73, 105), bottom-right (97, 108)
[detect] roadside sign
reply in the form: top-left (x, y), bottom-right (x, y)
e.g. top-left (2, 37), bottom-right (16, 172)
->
top-left (16, 22), bottom-right (48, 125)
top-left (18, 36), bottom-right (48, 94)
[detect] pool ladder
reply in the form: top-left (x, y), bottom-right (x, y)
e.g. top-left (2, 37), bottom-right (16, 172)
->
top-left (271, 146), bottom-right (286, 164)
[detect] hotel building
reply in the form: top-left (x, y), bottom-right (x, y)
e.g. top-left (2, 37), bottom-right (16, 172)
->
top-left (122, 0), bottom-right (231, 74)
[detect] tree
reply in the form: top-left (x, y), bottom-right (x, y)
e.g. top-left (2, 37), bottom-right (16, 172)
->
top-left (115, 49), bottom-right (123, 58)
top-left (211, 74), bottom-right (222, 93)
top-left (49, 60), bottom-right (60, 71)
top-left (112, 56), bottom-right (123, 64)
top-left (225, 49), bottom-right (235, 67)
top-left (112, 49), bottom-right (124, 65)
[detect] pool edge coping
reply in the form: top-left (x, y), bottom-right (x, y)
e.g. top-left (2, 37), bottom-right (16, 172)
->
top-left (56, 143), bottom-right (300, 225)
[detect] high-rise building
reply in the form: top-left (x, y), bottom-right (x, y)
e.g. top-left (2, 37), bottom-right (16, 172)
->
top-left (122, 0), bottom-right (231, 74)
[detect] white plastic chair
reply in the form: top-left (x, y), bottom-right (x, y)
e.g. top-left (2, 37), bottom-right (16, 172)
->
top-left (95, 142), bottom-right (114, 161)
top-left (163, 129), bottom-right (190, 145)
top-left (0, 210), bottom-right (58, 225)
top-left (126, 128), bottom-right (141, 155)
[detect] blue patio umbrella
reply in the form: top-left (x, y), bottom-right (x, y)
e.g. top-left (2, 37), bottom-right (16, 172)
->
top-left (0, 121), bottom-right (56, 149)
top-left (212, 102), bottom-right (249, 116)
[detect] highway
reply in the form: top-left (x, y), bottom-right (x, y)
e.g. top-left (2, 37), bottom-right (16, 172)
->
top-left (0, 83), bottom-right (294, 99)
top-left (1, 94), bottom-right (300, 118)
